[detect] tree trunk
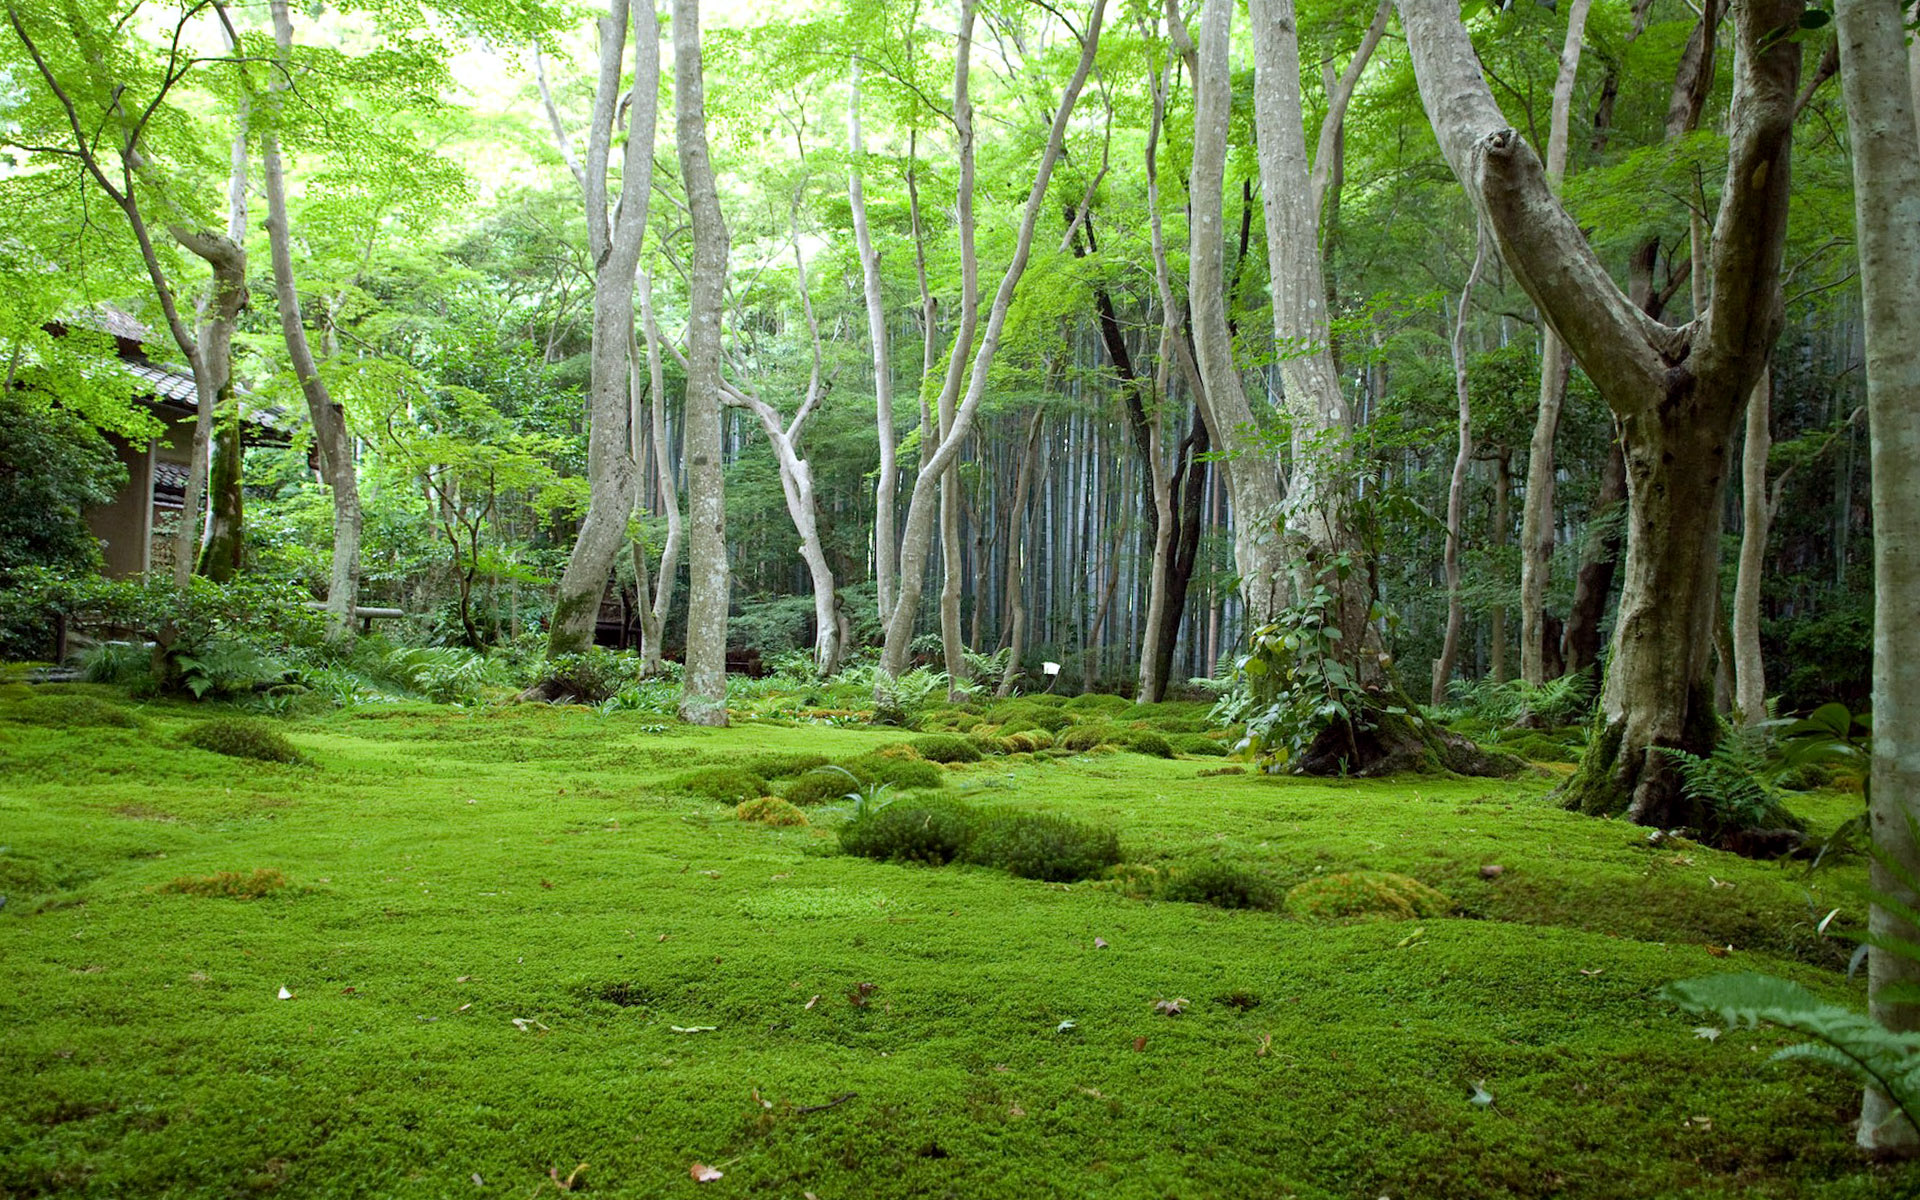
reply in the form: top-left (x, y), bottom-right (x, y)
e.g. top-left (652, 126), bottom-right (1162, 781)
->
top-left (1835, 0), bottom-right (1920, 1154)
top-left (848, 60), bottom-right (898, 623)
top-left (1732, 369), bottom-right (1772, 725)
top-left (547, 0), bottom-right (659, 658)
top-left (997, 411), bottom-right (1044, 698)
top-left (261, 0), bottom-right (361, 637)
top-left (1434, 223), bottom-right (1490, 705)
top-left (1560, 433), bottom-right (1625, 677)
top-left (674, 0), bottom-right (730, 725)
top-left (1399, 0), bottom-right (1802, 823)
top-left (1517, 0), bottom-right (1593, 684)
top-left (1490, 450), bottom-right (1512, 682)
top-left (632, 283), bottom-right (683, 676)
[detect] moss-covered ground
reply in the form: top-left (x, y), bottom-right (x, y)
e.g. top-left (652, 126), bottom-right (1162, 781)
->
top-left (1, 683), bottom-right (1913, 1198)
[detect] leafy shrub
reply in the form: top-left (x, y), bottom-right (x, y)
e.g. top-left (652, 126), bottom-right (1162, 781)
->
top-left (1284, 871), bottom-right (1453, 921)
top-left (174, 636), bottom-right (290, 699)
top-left (529, 648), bottom-right (639, 704)
top-left (76, 640), bottom-right (150, 686)
top-left (839, 796), bottom-right (979, 866)
top-left (181, 718), bottom-right (303, 764)
top-left (382, 646), bottom-right (498, 705)
top-left (967, 812), bottom-right (1121, 882)
top-left (740, 752), bottom-right (832, 779)
top-left (2, 692), bottom-right (142, 729)
top-left (911, 734), bottom-right (982, 763)
top-left (598, 679), bottom-right (680, 716)
top-left (1058, 723), bottom-right (1122, 752)
top-left (160, 868), bottom-right (288, 899)
top-left (1163, 862), bottom-right (1281, 911)
top-left (737, 797), bottom-right (809, 827)
top-left (1124, 731), bottom-right (1176, 758)
top-left (666, 767), bottom-right (770, 803)
top-left (1170, 733), bottom-right (1229, 757)
top-left (1444, 672), bottom-right (1597, 729)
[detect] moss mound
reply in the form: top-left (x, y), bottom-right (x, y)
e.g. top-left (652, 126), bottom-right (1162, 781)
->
top-left (1063, 692), bottom-right (1131, 715)
top-left (781, 754), bottom-right (947, 804)
top-left (1123, 730), bottom-right (1176, 758)
top-left (736, 796), bottom-right (810, 827)
top-left (911, 734), bottom-right (982, 763)
top-left (159, 868), bottom-right (289, 899)
top-left (1284, 871), bottom-right (1454, 921)
top-left (4, 692), bottom-right (143, 729)
top-left (666, 767), bottom-right (770, 803)
top-left (984, 699), bottom-right (1071, 733)
top-left (967, 811), bottom-right (1121, 882)
top-left (1004, 729), bottom-right (1054, 752)
top-left (739, 752), bottom-right (831, 779)
top-left (1170, 733), bottom-right (1229, 757)
top-left (1058, 723), bottom-right (1123, 752)
top-left (1164, 861), bottom-right (1281, 911)
top-left (180, 718), bottom-right (302, 764)
top-left (839, 796), bottom-right (978, 866)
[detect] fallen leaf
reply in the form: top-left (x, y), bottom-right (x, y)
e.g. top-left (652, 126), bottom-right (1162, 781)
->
top-left (1256, 1032), bottom-right (1272, 1057)
top-left (771, 873), bottom-right (791, 881)
top-left (1693, 1026), bottom-right (1721, 1042)
top-left (341, 986), bottom-right (357, 995)
top-left (540, 879), bottom-right (554, 890)
top-left (1132, 1036), bottom-right (1147, 1052)
top-left (1056, 1019), bottom-right (1077, 1033)
top-left (1395, 928), bottom-right (1425, 949)
top-left (671, 1025), bottom-right (717, 1034)
top-left (751, 1088), bottom-right (772, 1109)
top-left (1709, 876), bottom-right (1734, 890)
top-left (1469, 1081), bottom-right (1495, 1108)
top-left (470, 1173), bottom-right (483, 1186)
top-left (848, 981), bottom-right (876, 1007)
top-left (1817, 908), bottom-right (1841, 936)
top-left (1479, 864), bottom-right (1505, 880)
top-left (658, 934), bottom-right (671, 943)
top-left (277, 987), bottom-right (293, 1000)
top-left (457, 975), bottom-right (471, 983)
top-left (690, 1163), bottom-right (724, 1182)
top-left (1154, 997), bottom-right (1189, 1016)
top-left (1579, 968), bottom-right (1604, 977)
top-left (804, 994), bottom-right (821, 1010)
top-left (548, 1163), bottom-right (587, 1191)
top-left (1008, 1105), bottom-right (1025, 1118)
top-left (1706, 944), bottom-right (1732, 958)
top-left (456, 1003), bottom-right (471, 1013)
top-left (1094, 937), bottom-right (1109, 949)
top-left (701, 870), bottom-right (722, 879)
top-left (511, 1017), bottom-right (549, 1032)
top-left (1079, 1086), bottom-right (1105, 1098)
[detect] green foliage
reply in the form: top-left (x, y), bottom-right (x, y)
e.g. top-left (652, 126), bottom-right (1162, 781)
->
top-left (666, 768), bottom-right (771, 804)
top-left (174, 636), bottom-right (290, 700)
top-left (0, 391), bottom-right (124, 657)
top-left (966, 812), bottom-right (1121, 882)
top-left (76, 641), bottom-right (150, 687)
top-left (381, 646), bottom-right (499, 706)
top-left (1, 691), bottom-right (142, 729)
top-left (1284, 871), bottom-right (1454, 921)
top-left (1657, 724), bottom-right (1803, 835)
top-left (838, 796), bottom-right (979, 866)
top-left (180, 718), bottom-right (303, 764)
top-left (736, 796), bottom-right (809, 827)
top-left (911, 734), bottom-right (982, 764)
top-left (530, 649), bottom-right (640, 704)
top-left (1163, 862), bottom-right (1281, 911)
top-left (1441, 673), bottom-right (1597, 729)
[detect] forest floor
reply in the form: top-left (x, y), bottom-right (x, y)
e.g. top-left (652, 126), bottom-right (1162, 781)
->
top-left (1, 681), bottom-right (1914, 1200)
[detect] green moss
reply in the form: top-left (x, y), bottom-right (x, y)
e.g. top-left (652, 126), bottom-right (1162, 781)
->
top-left (1123, 730), bottom-right (1176, 758)
top-left (984, 699), bottom-right (1071, 733)
top-left (664, 766), bottom-right (770, 803)
top-left (739, 751), bottom-right (832, 779)
top-left (1163, 861), bottom-right (1282, 910)
top-left (2, 692), bottom-right (144, 729)
top-left (967, 811), bottom-right (1121, 882)
top-left (736, 796), bottom-right (809, 827)
top-left (1170, 733), bottom-right (1229, 757)
top-left (180, 718), bottom-right (302, 764)
top-left (1062, 692), bottom-right (1131, 715)
top-left (1285, 870), bottom-right (1455, 921)
top-left (1058, 722), bottom-right (1122, 752)
top-left (911, 734), bottom-right (983, 763)
top-left (158, 868), bottom-right (288, 899)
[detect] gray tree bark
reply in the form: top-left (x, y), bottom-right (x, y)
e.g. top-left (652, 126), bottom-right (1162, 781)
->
top-left (674, 0), bottom-right (731, 725)
top-left (1398, 0), bottom-right (1802, 824)
top-left (262, 0), bottom-right (362, 639)
top-left (1434, 223), bottom-right (1490, 705)
top-left (547, 0), bottom-right (659, 658)
top-left (1835, 0), bottom-right (1920, 1153)
top-left (847, 61), bottom-right (899, 623)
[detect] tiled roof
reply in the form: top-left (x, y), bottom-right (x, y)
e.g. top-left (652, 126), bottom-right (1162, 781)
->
top-left (74, 305), bottom-right (152, 342)
top-left (153, 461), bottom-right (190, 496)
top-left (123, 359), bottom-right (199, 406)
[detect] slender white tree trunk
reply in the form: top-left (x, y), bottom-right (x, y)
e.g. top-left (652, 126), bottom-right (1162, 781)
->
top-left (1836, 0), bottom-right (1920, 1153)
top-left (635, 276), bottom-right (683, 675)
top-left (674, 0), bottom-right (731, 725)
top-left (1434, 223), bottom-right (1490, 704)
top-left (1732, 369), bottom-right (1772, 725)
top-left (262, 0), bottom-right (361, 639)
top-left (848, 61), bottom-right (898, 622)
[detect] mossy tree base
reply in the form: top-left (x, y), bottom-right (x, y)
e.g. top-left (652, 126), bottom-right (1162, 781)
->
top-left (1560, 683), bottom-right (1720, 830)
top-left (1294, 693), bottom-right (1523, 778)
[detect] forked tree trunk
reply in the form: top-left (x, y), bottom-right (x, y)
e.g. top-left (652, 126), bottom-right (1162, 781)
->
top-left (674, 0), bottom-right (731, 725)
top-left (847, 61), bottom-right (899, 622)
top-left (1835, 0), bottom-right (1920, 1154)
top-left (631, 282), bottom-right (682, 675)
top-left (546, 0), bottom-right (658, 658)
top-left (262, 0), bottom-right (361, 637)
top-left (1399, 0), bottom-right (1802, 824)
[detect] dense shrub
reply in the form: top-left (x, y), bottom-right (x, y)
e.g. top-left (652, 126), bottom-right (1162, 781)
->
top-left (2, 692), bottom-right (142, 729)
top-left (1058, 723), bottom-right (1122, 752)
top-left (666, 767), bottom-right (770, 803)
top-left (1124, 731), bottom-right (1176, 758)
top-left (737, 797), bottom-right (809, 827)
top-left (181, 718), bottom-right (302, 764)
top-left (528, 648), bottom-right (639, 704)
top-left (160, 868), bottom-right (288, 898)
top-left (911, 734), bottom-right (982, 763)
top-left (1170, 734), bottom-right (1229, 757)
top-left (740, 752), bottom-right (832, 779)
top-left (839, 797), bottom-right (978, 865)
top-left (1284, 871), bottom-right (1453, 921)
top-left (1164, 862), bottom-right (1281, 910)
top-left (967, 812), bottom-right (1121, 882)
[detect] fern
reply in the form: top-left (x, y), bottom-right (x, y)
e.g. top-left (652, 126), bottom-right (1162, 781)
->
top-left (1655, 723), bottom-right (1792, 832)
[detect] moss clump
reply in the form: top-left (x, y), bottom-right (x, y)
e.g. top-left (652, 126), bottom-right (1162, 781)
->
top-left (871, 743), bottom-right (926, 761)
top-left (3, 692), bottom-right (145, 729)
top-left (1284, 871), bottom-right (1453, 921)
top-left (1004, 729), bottom-right (1054, 752)
top-left (1063, 692), bottom-right (1131, 715)
top-left (181, 718), bottom-right (302, 764)
top-left (1118, 700), bottom-right (1211, 725)
top-left (740, 752), bottom-right (831, 780)
top-left (1497, 732), bottom-right (1581, 764)
top-left (666, 767), bottom-right (770, 803)
top-left (1058, 723), bottom-right (1122, 752)
top-left (911, 734), bottom-right (982, 764)
top-left (737, 796), bottom-right (809, 827)
top-left (1124, 730), bottom-right (1177, 758)
top-left (840, 753), bottom-right (945, 790)
top-left (985, 699), bottom-right (1071, 733)
top-left (1164, 861), bottom-right (1282, 911)
top-left (160, 868), bottom-right (288, 899)
top-left (780, 769), bottom-right (859, 805)
top-left (965, 731), bottom-right (1014, 756)
top-left (839, 796), bottom-right (978, 865)
top-left (967, 812), bottom-right (1121, 882)
top-left (1170, 734), bottom-right (1229, 757)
